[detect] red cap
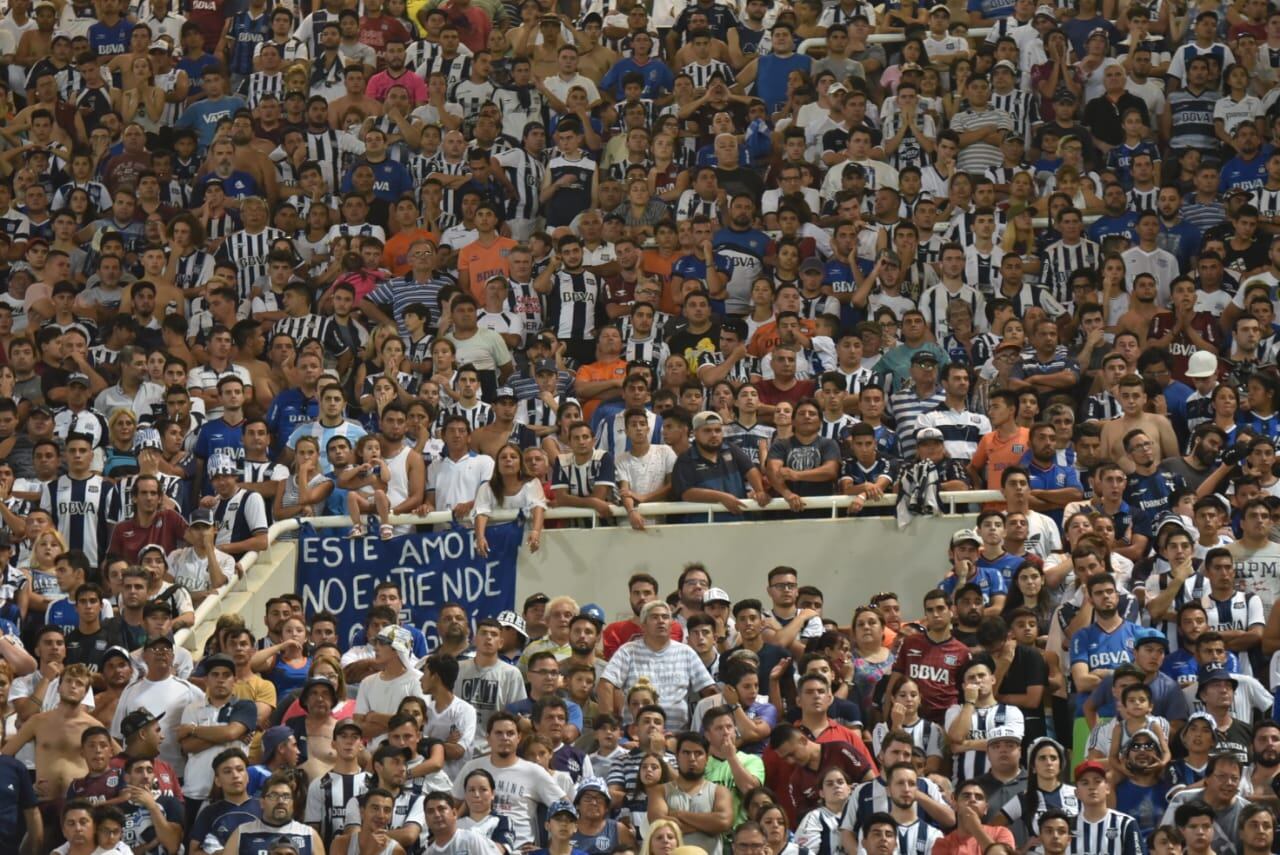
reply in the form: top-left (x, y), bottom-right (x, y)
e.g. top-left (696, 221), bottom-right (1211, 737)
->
top-left (1074, 760), bottom-right (1107, 780)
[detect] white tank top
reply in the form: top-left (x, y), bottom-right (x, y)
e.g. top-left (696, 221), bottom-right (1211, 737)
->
top-left (383, 444), bottom-right (410, 507)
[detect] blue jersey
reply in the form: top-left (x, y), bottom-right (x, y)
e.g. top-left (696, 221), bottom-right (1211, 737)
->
top-left (265, 390), bottom-right (319, 456)
top-left (1087, 212), bottom-right (1139, 244)
top-left (176, 96), bottom-right (249, 151)
top-left (600, 58), bottom-right (675, 100)
top-left (977, 551), bottom-right (1024, 588)
top-left (967, 0), bottom-right (1015, 16)
top-left (755, 53), bottom-right (811, 111)
top-left (1105, 141), bottom-right (1161, 189)
top-left (195, 418), bottom-right (246, 466)
top-left (190, 799), bottom-right (262, 855)
top-left (939, 567), bottom-right (1007, 604)
top-left (1219, 146), bottom-right (1272, 195)
top-left (1124, 469), bottom-right (1186, 538)
top-left (1238, 409), bottom-right (1280, 440)
top-left (342, 159), bottom-right (414, 202)
top-left (1070, 621), bottom-right (1140, 685)
top-left (0, 756), bottom-right (37, 844)
top-left (46, 597), bottom-right (79, 635)
top-left (194, 171), bottom-right (261, 205)
top-left (1023, 458), bottom-right (1084, 527)
top-left (1113, 779), bottom-right (1171, 844)
top-left (1162, 647), bottom-right (1239, 685)
top-left (227, 10), bottom-right (271, 75)
top-left (823, 259), bottom-right (860, 326)
top-left (88, 19), bottom-right (131, 55)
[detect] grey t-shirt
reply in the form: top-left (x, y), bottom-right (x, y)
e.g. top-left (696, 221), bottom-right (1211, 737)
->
top-left (456, 658), bottom-right (528, 731)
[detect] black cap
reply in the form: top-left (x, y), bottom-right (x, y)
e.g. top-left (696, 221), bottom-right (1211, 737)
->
top-left (101, 645), bottom-right (132, 666)
top-left (121, 708), bottom-right (160, 739)
top-left (911, 350), bottom-right (940, 366)
top-left (523, 592), bottom-right (550, 610)
top-left (204, 653), bottom-right (235, 673)
top-left (144, 634), bottom-right (175, 648)
top-left (334, 720), bottom-right (364, 738)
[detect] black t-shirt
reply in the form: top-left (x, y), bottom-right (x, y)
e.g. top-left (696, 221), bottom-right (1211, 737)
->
top-left (716, 166), bottom-right (765, 202)
top-left (65, 618), bottom-right (132, 672)
top-left (729, 641), bottom-right (793, 697)
top-left (995, 644), bottom-right (1050, 716)
top-left (1223, 235), bottom-right (1269, 276)
top-left (767, 435), bottom-right (842, 496)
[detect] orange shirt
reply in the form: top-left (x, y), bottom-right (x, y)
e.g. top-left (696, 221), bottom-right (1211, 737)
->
top-left (458, 235), bottom-right (518, 300)
top-left (748, 318), bottom-right (819, 358)
top-left (970, 426), bottom-right (1030, 508)
top-left (382, 228), bottom-right (438, 277)
top-left (642, 249), bottom-right (680, 313)
top-left (575, 358), bottom-right (628, 420)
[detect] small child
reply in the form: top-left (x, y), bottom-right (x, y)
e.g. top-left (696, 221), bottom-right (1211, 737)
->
top-left (339, 435), bottom-right (393, 539)
top-left (1099, 682), bottom-right (1172, 777)
top-left (588, 714), bottom-right (628, 782)
top-left (404, 302), bottom-right (434, 380)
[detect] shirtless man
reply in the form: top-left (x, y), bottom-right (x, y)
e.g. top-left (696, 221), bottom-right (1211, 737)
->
top-left (1099, 373), bottom-right (1180, 470)
top-left (470, 388), bottom-right (536, 458)
top-left (1, 663), bottom-right (100, 801)
top-left (1114, 273), bottom-right (1162, 345)
top-left (330, 788), bottom-right (406, 855)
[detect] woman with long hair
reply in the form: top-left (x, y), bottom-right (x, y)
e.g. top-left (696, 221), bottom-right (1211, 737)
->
top-left (850, 607), bottom-right (894, 714)
top-left (543, 398), bottom-right (584, 459)
top-left (760, 803), bottom-right (806, 855)
top-left (250, 614), bottom-right (312, 698)
top-left (994, 737), bottom-right (1077, 848)
top-left (794, 766), bottom-right (852, 855)
top-left (1211, 383), bottom-right (1241, 443)
top-left (273, 436), bottom-right (334, 527)
top-left (473, 443), bottom-right (546, 556)
top-left (1002, 561), bottom-right (1054, 632)
top-left (103, 409), bottom-right (140, 480)
top-left (0, 661), bottom-right (15, 745)
top-left (870, 677), bottom-right (945, 774)
top-left (458, 768), bottom-right (516, 853)
top-left (880, 38), bottom-right (931, 91)
top-left (648, 133), bottom-right (688, 205)
top-left (640, 819), bottom-right (683, 855)
top-left (943, 58), bottom-right (974, 122)
top-left (22, 528), bottom-right (67, 621)
top-left (116, 58), bottom-right (165, 135)
top-left (357, 336), bottom-right (419, 413)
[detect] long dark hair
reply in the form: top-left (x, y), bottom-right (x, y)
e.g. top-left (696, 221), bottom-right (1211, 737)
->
top-left (1002, 561), bottom-right (1052, 621)
top-left (1020, 737), bottom-right (1068, 837)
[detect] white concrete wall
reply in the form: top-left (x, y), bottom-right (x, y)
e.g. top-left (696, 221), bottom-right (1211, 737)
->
top-left (189, 514), bottom-right (978, 650)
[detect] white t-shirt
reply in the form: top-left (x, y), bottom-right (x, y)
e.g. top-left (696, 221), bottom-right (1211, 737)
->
top-left (425, 694), bottom-right (479, 779)
top-left (450, 757), bottom-right (567, 848)
top-left (110, 675), bottom-right (204, 774)
top-left (355, 668), bottom-right (426, 717)
top-left (615, 445), bottom-right (678, 497)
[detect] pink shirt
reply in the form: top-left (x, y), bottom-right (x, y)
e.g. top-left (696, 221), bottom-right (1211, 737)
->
top-left (931, 826), bottom-right (1016, 855)
top-left (366, 68), bottom-right (428, 106)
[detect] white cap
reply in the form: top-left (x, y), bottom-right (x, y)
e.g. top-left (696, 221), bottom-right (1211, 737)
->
top-left (703, 587), bottom-right (732, 605)
top-left (986, 725), bottom-right (1024, 744)
top-left (1186, 350), bottom-right (1219, 379)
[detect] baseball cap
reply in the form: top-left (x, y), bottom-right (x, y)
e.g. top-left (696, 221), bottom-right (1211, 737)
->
top-left (1087, 26), bottom-right (1109, 40)
top-left (703, 587), bottom-right (732, 605)
top-left (334, 720), bottom-right (364, 738)
top-left (261, 725), bottom-right (294, 762)
top-left (1186, 350), bottom-right (1219, 378)
top-left (101, 645), bottom-right (132, 667)
top-left (135, 427), bottom-right (163, 451)
top-left (207, 454), bottom-right (239, 477)
top-left (911, 350), bottom-right (940, 366)
top-left (300, 675), bottom-right (339, 704)
top-left (575, 777), bottom-right (609, 803)
top-left (121, 709), bottom-right (160, 739)
top-left (138, 543), bottom-right (167, 560)
top-left (928, 3), bottom-right (950, 13)
top-left (497, 610), bottom-right (529, 639)
top-left (523, 592), bottom-right (550, 610)
top-left (917, 426), bottom-right (945, 443)
top-left (1133, 628), bottom-right (1169, 651)
top-left (578, 604), bottom-right (606, 627)
top-left (1054, 91), bottom-right (1077, 104)
top-left (993, 59), bottom-right (1017, 73)
top-left (800, 257), bottom-right (825, 274)
top-left (1073, 760), bottom-right (1107, 779)
top-left (30, 404), bottom-right (54, 418)
top-left (1197, 664), bottom-right (1238, 693)
top-left (827, 82), bottom-right (849, 95)
top-left (204, 653), bottom-right (235, 673)
top-left (149, 40), bottom-right (170, 52)
top-left (1033, 3), bottom-right (1055, 16)
top-left (494, 386), bottom-right (516, 401)
top-left (950, 528), bottom-right (981, 547)
top-left (547, 799), bottom-right (578, 819)
top-left (986, 725), bottom-right (1023, 745)
top-left (190, 507), bottom-right (216, 528)
top-left (1125, 728), bottom-right (1160, 752)
top-left (144, 634), bottom-right (174, 649)
top-left (534, 359), bottom-right (558, 375)
top-left (692, 411), bottom-right (723, 430)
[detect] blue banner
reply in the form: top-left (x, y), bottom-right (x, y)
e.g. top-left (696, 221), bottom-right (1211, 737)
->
top-left (296, 521), bottom-right (523, 649)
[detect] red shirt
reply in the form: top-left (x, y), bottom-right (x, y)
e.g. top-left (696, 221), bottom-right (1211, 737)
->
top-left (892, 632), bottom-right (972, 724)
top-left (443, 1), bottom-right (492, 53)
top-left (107, 510), bottom-right (189, 564)
top-left (357, 15), bottom-right (411, 62)
top-left (108, 754), bottom-right (184, 803)
top-left (777, 741), bottom-right (873, 826)
top-left (1146, 310), bottom-right (1222, 383)
top-left (601, 619), bottom-right (683, 659)
top-left (931, 826), bottom-right (1016, 855)
top-left (757, 379), bottom-right (816, 409)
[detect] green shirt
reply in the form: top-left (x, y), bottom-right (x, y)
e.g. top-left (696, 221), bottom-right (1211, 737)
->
top-left (705, 751), bottom-right (766, 829)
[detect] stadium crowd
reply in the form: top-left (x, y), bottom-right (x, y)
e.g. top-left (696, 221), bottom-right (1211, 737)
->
top-left (9, 0), bottom-right (1280, 850)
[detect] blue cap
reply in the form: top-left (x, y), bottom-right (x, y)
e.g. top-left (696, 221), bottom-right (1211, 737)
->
top-left (547, 799), bottom-right (578, 819)
top-left (1133, 628), bottom-right (1168, 651)
top-left (580, 603), bottom-right (605, 626)
top-left (1196, 664), bottom-right (1238, 696)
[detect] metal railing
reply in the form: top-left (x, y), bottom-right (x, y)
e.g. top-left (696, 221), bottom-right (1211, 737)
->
top-left (173, 488), bottom-right (1000, 650)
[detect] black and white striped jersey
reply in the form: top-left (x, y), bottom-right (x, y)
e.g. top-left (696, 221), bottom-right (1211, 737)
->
top-left (1069, 809), bottom-right (1142, 855)
top-left (216, 227), bottom-right (287, 298)
top-left (990, 88), bottom-right (1038, 139)
top-left (1041, 238), bottom-right (1102, 305)
top-left (304, 770), bottom-right (367, 843)
top-left (212, 488), bottom-right (270, 549)
top-left (271, 314), bottom-right (352, 358)
top-left (426, 154), bottom-right (472, 218)
top-left (438, 400), bottom-right (494, 431)
top-left (53, 180), bottom-right (113, 212)
top-left (1251, 185), bottom-right (1280, 221)
top-left (682, 59), bottom-right (736, 88)
top-left (516, 396), bottom-right (558, 428)
top-left (239, 70), bottom-right (284, 107)
top-left (1127, 186), bottom-right (1159, 213)
top-left (496, 148), bottom-right (545, 221)
top-left (552, 449), bottom-right (616, 497)
top-left (449, 78), bottom-right (498, 120)
top-left (546, 270), bottom-right (603, 342)
top-left (675, 190), bottom-right (719, 222)
top-left (305, 127), bottom-right (366, 191)
top-left (40, 475), bottom-right (122, 567)
top-left (413, 48), bottom-right (473, 88)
